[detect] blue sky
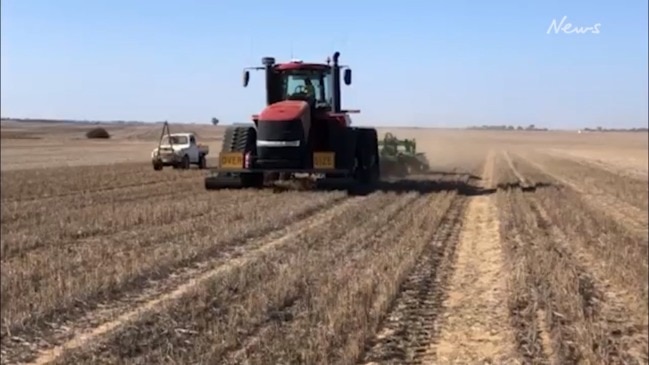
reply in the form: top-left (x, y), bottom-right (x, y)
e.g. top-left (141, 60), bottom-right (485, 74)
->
top-left (1, 0), bottom-right (647, 129)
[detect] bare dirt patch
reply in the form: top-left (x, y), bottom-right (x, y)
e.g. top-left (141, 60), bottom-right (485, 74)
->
top-left (432, 195), bottom-right (515, 363)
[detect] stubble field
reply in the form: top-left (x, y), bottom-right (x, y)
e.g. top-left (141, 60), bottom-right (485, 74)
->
top-left (1, 120), bottom-right (647, 365)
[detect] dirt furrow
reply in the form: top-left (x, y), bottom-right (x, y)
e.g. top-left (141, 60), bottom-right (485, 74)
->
top-left (430, 197), bottom-right (516, 362)
top-left (358, 194), bottom-right (467, 365)
top-left (40, 194), bottom-right (400, 364)
top-left (503, 150), bottom-right (527, 186)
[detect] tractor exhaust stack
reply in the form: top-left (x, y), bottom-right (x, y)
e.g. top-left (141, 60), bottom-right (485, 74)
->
top-left (331, 52), bottom-right (342, 113)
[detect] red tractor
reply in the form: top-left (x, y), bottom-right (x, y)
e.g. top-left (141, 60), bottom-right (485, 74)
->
top-left (204, 51), bottom-right (380, 193)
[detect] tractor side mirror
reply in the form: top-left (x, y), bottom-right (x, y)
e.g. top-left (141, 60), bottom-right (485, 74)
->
top-left (243, 70), bottom-right (250, 87)
top-left (343, 69), bottom-right (352, 85)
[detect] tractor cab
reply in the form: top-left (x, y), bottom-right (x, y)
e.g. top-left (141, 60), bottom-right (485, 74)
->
top-left (243, 56), bottom-right (352, 115)
top-left (278, 62), bottom-right (332, 110)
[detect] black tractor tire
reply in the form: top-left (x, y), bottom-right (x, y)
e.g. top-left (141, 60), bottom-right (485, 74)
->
top-left (198, 154), bottom-right (207, 169)
top-left (348, 128), bottom-right (380, 195)
top-left (152, 161), bottom-right (163, 171)
top-left (221, 126), bottom-right (256, 153)
top-left (220, 125), bottom-right (264, 188)
top-left (357, 128), bottom-right (380, 183)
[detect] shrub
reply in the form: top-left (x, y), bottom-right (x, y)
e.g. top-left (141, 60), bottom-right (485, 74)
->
top-left (86, 127), bottom-right (111, 139)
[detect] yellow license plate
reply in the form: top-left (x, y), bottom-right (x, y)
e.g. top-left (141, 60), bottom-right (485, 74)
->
top-left (219, 152), bottom-right (244, 169)
top-left (313, 152), bottom-right (335, 169)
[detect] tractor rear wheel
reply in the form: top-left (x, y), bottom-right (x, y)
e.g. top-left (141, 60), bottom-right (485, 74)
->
top-left (209, 125), bottom-right (263, 189)
top-left (349, 128), bottom-right (380, 194)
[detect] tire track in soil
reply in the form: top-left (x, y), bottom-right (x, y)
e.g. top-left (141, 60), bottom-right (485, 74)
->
top-left (429, 150), bottom-right (517, 364)
top-left (21, 194), bottom-right (371, 365)
top-left (221, 194), bottom-right (427, 363)
top-left (358, 194), bottom-right (468, 365)
top-left (503, 150), bottom-right (527, 186)
top-left (515, 152), bottom-right (647, 235)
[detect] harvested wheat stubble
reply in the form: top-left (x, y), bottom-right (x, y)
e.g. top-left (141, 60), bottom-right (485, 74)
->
top-left (0, 163), bottom-right (199, 202)
top-left (8, 192), bottom-right (362, 365)
top-left (533, 152), bottom-right (648, 211)
top-left (515, 152), bottom-right (648, 235)
top-left (497, 186), bottom-right (647, 365)
top-left (530, 186), bottom-right (648, 303)
top-left (238, 193), bottom-right (459, 365)
top-left (528, 193), bottom-right (648, 364)
top-left (0, 190), bottom-right (345, 356)
top-left (1, 187), bottom-right (257, 260)
top-left (499, 153), bottom-right (648, 364)
top-left (519, 154), bottom-right (649, 361)
top-left (1, 175), bottom-right (206, 225)
top-left (496, 189), bottom-right (553, 365)
top-left (45, 190), bottom-right (408, 364)
top-left (544, 148), bottom-right (648, 181)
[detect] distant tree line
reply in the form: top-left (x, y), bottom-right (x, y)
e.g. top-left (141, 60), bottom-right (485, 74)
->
top-left (581, 127), bottom-right (648, 132)
top-left (466, 124), bottom-right (548, 131)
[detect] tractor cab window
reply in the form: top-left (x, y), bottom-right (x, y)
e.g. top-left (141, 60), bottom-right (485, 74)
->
top-left (281, 70), bottom-right (332, 107)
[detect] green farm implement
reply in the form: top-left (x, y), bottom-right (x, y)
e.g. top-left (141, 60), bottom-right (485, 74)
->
top-left (378, 133), bottom-right (430, 177)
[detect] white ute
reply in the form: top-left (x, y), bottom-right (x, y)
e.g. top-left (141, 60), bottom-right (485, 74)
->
top-left (151, 127), bottom-right (209, 170)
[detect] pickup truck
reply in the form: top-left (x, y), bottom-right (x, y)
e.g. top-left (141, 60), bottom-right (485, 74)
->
top-left (151, 132), bottom-right (209, 170)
